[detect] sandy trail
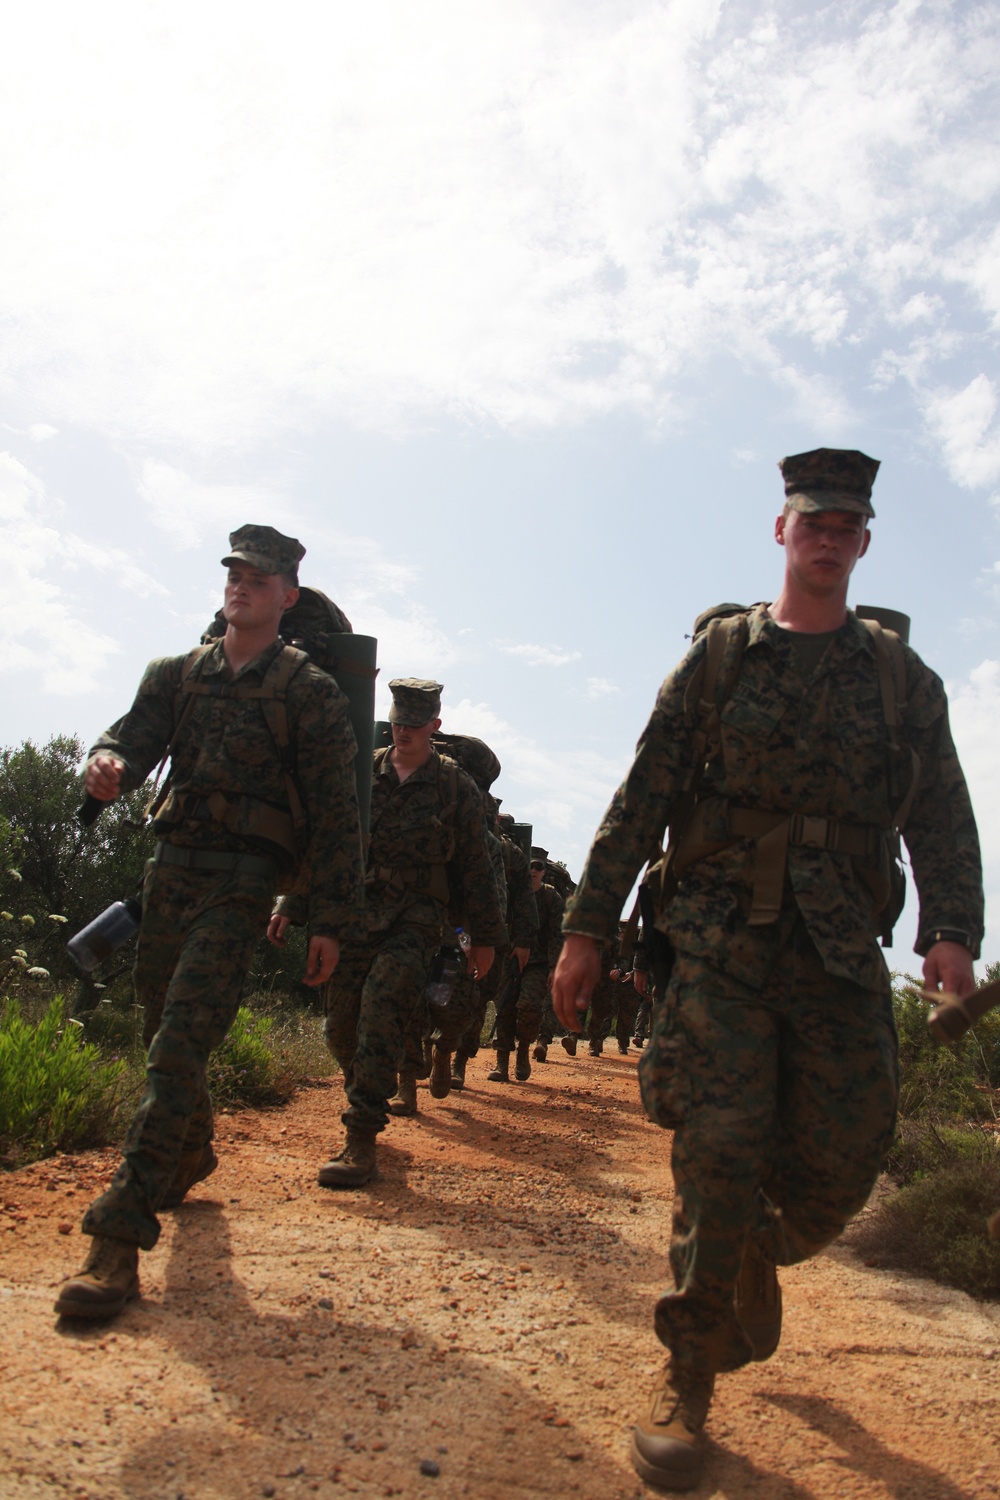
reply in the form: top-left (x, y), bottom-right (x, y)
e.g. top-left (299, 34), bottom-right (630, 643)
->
top-left (2, 1046), bottom-right (999, 1500)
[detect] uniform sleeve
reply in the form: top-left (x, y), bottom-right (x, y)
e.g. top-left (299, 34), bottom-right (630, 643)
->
top-left (89, 656), bottom-right (184, 792)
top-left (901, 656), bottom-right (984, 958)
top-left (562, 641), bottom-right (705, 943)
top-left (290, 672), bottom-right (366, 940)
top-left (450, 772), bottom-right (507, 946)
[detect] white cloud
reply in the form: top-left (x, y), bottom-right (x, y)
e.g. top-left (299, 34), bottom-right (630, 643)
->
top-left (495, 640), bottom-right (582, 668)
top-left (27, 423), bottom-right (57, 442)
top-left (138, 461), bottom-right (281, 549)
top-left (924, 376), bottom-right (1000, 490)
top-left (586, 676), bottom-right (620, 699)
top-left (0, 1), bottom-right (993, 464)
top-left (948, 659), bottom-right (1000, 951)
top-left (0, 450), bottom-right (153, 694)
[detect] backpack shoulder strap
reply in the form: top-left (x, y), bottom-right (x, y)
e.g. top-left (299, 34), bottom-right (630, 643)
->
top-left (863, 619), bottom-right (919, 832)
top-left (143, 645), bottom-right (214, 821)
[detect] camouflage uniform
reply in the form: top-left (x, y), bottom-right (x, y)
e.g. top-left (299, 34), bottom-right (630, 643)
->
top-left (565, 602), bottom-right (983, 1374)
top-left (82, 527), bottom-right (364, 1252)
top-left (458, 830), bottom-right (537, 1060)
top-left (317, 693), bottom-right (506, 1133)
top-left (586, 935), bottom-right (639, 1053)
top-left (499, 879), bottom-right (564, 1050)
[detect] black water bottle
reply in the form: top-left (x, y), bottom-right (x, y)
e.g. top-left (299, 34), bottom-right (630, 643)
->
top-left (66, 899), bottom-right (142, 972)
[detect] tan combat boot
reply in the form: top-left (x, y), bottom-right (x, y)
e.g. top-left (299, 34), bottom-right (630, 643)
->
top-left (514, 1041), bottom-right (531, 1081)
top-left (532, 1042), bottom-right (548, 1063)
top-left (487, 1049), bottom-right (510, 1082)
top-left (735, 1233), bottom-right (782, 1360)
top-left (450, 1054), bottom-right (468, 1090)
top-left (318, 1126), bottom-right (378, 1188)
top-left (429, 1044), bottom-right (452, 1099)
top-left (160, 1144), bottom-right (219, 1209)
top-left (388, 1069), bottom-right (418, 1116)
top-left (560, 1033), bottom-right (577, 1057)
top-left (630, 1360), bottom-right (714, 1491)
top-left (54, 1235), bottom-right (140, 1320)
top-left (588, 1037), bottom-right (603, 1057)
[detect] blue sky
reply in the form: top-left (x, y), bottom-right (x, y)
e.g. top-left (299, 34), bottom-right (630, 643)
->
top-left (1, 0), bottom-right (999, 968)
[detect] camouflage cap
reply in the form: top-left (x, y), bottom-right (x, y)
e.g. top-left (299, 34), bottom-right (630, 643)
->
top-left (221, 524), bottom-right (306, 575)
top-left (778, 448), bottom-right (880, 519)
top-left (388, 678), bottom-right (443, 726)
top-left (530, 846), bottom-right (549, 865)
top-left (497, 812), bottom-right (515, 832)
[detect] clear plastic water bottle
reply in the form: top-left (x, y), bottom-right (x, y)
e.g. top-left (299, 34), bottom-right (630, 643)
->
top-left (426, 944), bottom-right (464, 1010)
top-left (66, 899), bottom-right (142, 972)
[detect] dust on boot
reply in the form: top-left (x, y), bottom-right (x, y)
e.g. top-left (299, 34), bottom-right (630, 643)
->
top-left (54, 1234), bottom-right (140, 1320)
top-left (318, 1125), bottom-right (378, 1188)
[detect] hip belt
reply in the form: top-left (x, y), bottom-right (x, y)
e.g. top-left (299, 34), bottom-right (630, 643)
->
top-left (673, 798), bottom-right (882, 927)
top-left (153, 842), bottom-right (278, 878)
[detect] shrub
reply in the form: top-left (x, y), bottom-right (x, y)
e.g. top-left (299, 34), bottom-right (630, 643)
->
top-left (850, 1125), bottom-right (1000, 1301)
top-left (893, 975), bottom-right (1000, 1120)
top-left (0, 996), bottom-right (136, 1164)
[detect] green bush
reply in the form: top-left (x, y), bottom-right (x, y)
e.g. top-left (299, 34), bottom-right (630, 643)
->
top-left (206, 1005), bottom-right (279, 1106)
top-left (0, 996), bottom-right (135, 1164)
top-left (851, 1126), bottom-right (1000, 1301)
top-left (893, 975), bottom-right (1000, 1119)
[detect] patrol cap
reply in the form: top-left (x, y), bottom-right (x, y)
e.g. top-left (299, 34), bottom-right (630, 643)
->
top-left (530, 846), bottom-right (549, 865)
top-left (498, 812), bottom-right (515, 832)
top-left (388, 678), bottom-right (443, 726)
top-left (222, 524), bottom-right (306, 575)
top-left (779, 448), bottom-right (880, 519)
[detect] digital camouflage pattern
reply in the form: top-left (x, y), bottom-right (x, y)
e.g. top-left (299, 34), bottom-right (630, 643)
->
top-left (643, 918), bottom-right (897, 1372)
top-left (320, 746), bottom-right (505, 1130)
top-left (501, 835), bottom-right (538, 948)
top-left (387, 678), bottom-right (443, 725)
top-left (91, 638), bottom-right (365, 937)
top-left (323, 923), bottom-right (444, 1132)
top-left (779, 448), bottom-right (880, 518)
top-left (508, 880), bottom-right (564, 1050)
top-left (221, 523), bottom-right (305, 575)
top-left (82, 860), bottom-right (277, 1249)
top-left (564, 606), bottom-right (983, 989)
top-left (565, 602), bottom-right (983, 1380)
top-left (361, 749), bottom-right (506, 943)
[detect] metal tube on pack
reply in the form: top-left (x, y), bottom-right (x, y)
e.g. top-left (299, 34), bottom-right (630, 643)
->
top-left (511, 822), bottom-right (533, 862)
top-left (326, 634), bottom-right (378, 839)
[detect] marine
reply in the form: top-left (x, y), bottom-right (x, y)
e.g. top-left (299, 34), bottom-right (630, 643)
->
top-left (491, 846), bottom-right (564, 1081)
top-left (55, 524), bottom-right (364, 1320)
top-left (273, 678), bottom-right (506, 1185)
top-left (552, 448), bottom-right (984, 1489)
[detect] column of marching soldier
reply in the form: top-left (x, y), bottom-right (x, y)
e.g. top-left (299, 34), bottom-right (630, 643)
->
top-left (52, 444), bottom-right (989, 1495)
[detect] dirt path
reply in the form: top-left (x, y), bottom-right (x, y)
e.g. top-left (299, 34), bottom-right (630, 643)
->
top-left (2, 1047), bottom-right (999, 1500)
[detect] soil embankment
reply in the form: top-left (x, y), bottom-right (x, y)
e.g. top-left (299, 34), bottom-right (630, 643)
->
top-left (2, 1048), bottom-right (999, 1499)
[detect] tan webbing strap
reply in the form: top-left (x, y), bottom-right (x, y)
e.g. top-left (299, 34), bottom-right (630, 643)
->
top-left (143, 645), bottom-right (213, 823)
top-left (864, 620), bottom-right (920, 834)
top-left (748, 819), bottom-right (790, 926)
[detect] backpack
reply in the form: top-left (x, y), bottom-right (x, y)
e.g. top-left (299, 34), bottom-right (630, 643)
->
top-left (145, 588), bottom-right (367, 880)
top-left (638, 603), bottom-right (916, 959)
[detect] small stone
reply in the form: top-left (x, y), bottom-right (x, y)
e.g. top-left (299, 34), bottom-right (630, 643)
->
top-left (262, 1489), bottom-right (276, 1498)
top-left (318, 1298), bottom-right (334, 1310)
top-left (419, 1459), bottom-right (440, 1477)
top-left (57, 1222), bottom-right (73, 1235)
top-left (566, 1451), bottom-right (584, 1462)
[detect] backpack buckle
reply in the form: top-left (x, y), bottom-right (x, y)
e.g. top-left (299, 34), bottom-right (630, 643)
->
top-left (791, 814), bottom-right (833, 850)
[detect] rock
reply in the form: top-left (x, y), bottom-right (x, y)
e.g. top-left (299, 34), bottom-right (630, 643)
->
top-left (419, 1459), bottom-right (440, 1477)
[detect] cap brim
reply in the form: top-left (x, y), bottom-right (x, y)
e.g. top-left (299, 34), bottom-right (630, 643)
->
top-left (786, 492), bottom-right (875, 519)
top-left (387, 705), bottom-right (437, 727)
top-left (221, 550), bottom-right (287, 573)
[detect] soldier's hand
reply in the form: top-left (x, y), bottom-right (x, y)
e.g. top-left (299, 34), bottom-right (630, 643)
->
top-left (512, 946), bottom-right (530, 972)
top-left (633, 968), bottom-right (649, 998)
top-left (922, 940), bottom-right (975, 1000)
top-left (552, 934), bottom-right (601, 1032)
top-left (85, 754), bottom-right (125, 802)
top-left (468, 944), bottom-right (494, 980)
top-left (304, 935), bottom-right (339, 987)
top-left (267, 913), bottom-right (291, 947)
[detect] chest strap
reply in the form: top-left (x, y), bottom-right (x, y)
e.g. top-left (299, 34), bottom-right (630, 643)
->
top-left (674, 797), bottom-right (882, 926)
